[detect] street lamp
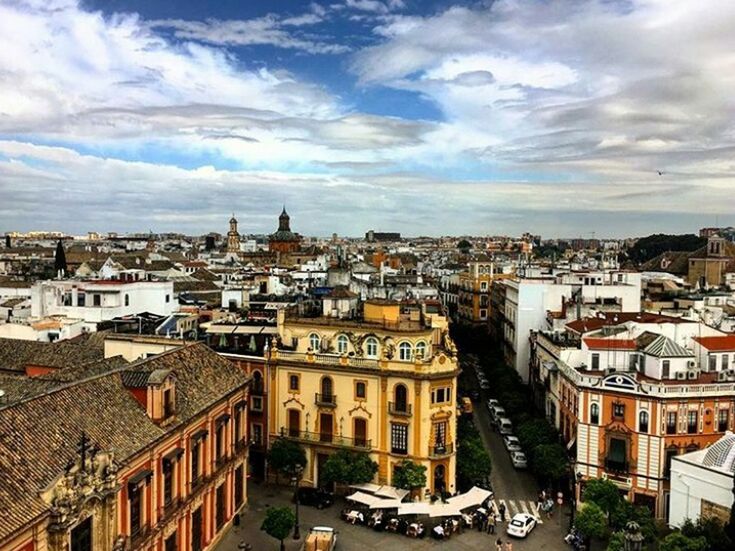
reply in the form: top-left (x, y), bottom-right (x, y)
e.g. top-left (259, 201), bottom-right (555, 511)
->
top-left (291, 464), bottom-right (304, 540)
top-left (623, 521), bottom-right (644, 551)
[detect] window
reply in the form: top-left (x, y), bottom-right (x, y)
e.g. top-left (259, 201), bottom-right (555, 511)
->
top-left (289, 374), bottom-right (300, 392)
top-left (718, 409), bottom-right (729, 432)
top-left (288, 409), bottom-right (300, 437)
top-left (337, 334), bottom-right (348, 354)
top-left (354, 418), bottom-right (367, 447)
top-left (590, 403), bottom-right (599, 424)
top-left (666, 411), bottom-right (677, 434)
top-left (394, 384), bottom-right (408, 412)
top-left (309, 333), bottom-right (321, 351)
top-left (355, 381), bottom-right (367, 400)
top-left (399, 342), bottom-right (413, 361)
top-left (234, 465), bottom-right (244, 509)
top-left (662, 360), bottom-right (670, 378)
top-left (415, 341), bottom-right (427, 360)
top-left (433, 421), bottom-right (447, 453)
top-left (93, 294), bottom-right (101, 307)
top-left (129, 484), bottom-right (142, 535)
top-left (252, 370), bottom-right (263, 394)
top-left (165, 533), bottom-right (176, 551)
top-left (163, 459), bottom-right (174, 506)
top-left (708, 355), bottom-right (717, 371)
top-left (431, 386), bottom-right (452, 405)
top-left (479, 309), bottom-right (487, 319)
top-left (215, 423), bottom-right (225, 462)
top-left (77, 293), bottom-right (86, 307)
top-left (250, 396), bottom-right (262, 412)
top-left (724, 355), bottom-right (730, 371)
top-left (481, 281), bottom-right (488, 291)
top-left (163, 389), bottom-right (174, 418)
top-left (251, 423), bottom-right (263, 445)
top-left (320, 376), bottom-right (334, 400)
top-left (391, 423), bottom-right (408, 454)
top-left (191, 441), bottom-right (201, 484)
top-left (606, 438), bottom-right (628, 472)
top-left (365, 337), bottom-right (379, 358)
top-left (216, 484), bottom-right (225, 529)
top-left (165, 294), bottom-right (170, 303)
top-left (639, 411), bottom-right (649, 433)
top-left (124, 294), bottom-right (130, 306)
top-left (664, 448), bottom-right (678, 478)
top-left (613, 402), bottom-right (625, 419)
top-left (234, 408), bottom-right (243, 444)
top-left (591, 353), bottom-right (600, 370)
top-left (687, 410), bottom-right (698, 434)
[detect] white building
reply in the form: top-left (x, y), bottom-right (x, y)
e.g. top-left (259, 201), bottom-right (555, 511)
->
top-left (30, 279), bottom-right (175, 327)
top-left (669, 432), bottom-right (735, 527)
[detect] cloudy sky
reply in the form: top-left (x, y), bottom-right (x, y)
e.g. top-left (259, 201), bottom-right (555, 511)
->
top-left (0, 0), bottom-right (733, 238)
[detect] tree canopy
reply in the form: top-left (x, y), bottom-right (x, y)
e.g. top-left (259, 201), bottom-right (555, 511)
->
top-left (575, 503), bottom-right (608, 542)
top-left (457, 239), bottom-right (472, 252)
top-left (583, 478), bottom-right (622, 518)
top-left (321, 449), bottom-right (378, 486)
top-left (267, 438), bottom-right (307, 479)
top-left (392, 460), bottom-right (427, 490)
top-left (530, 443), bottom-right (568, 483)
top-left (261, 507), bottom-right (296, 551)
top-left (659, 532), bottom-right (708, 551)
top-left (457, 437), bottom-right (492, 490)
top-left (627, 233), bottom-right (705, 264)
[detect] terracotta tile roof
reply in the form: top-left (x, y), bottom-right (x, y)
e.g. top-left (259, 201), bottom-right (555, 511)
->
top-left (24, 341), bottom-right (106, 371)
top-left (0, 338), bottom-right (48, 374)
top-left (583, 338), bottom-right (638, 350)
top-left (693, 334), bottom-right (735, 351)
top-left (0, 343), bottom-right (248, 541)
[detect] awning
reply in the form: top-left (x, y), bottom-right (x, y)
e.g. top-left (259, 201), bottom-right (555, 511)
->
top-left (374, 486), bottom-right (410, 501)
top-left (428, 503), bottom-right (462, 518)
top-left (368, 499), bottom-right (403, 510)
top-left (446, 486), bottom-right (492, 510)
top-left (346, 492), bottom-right (381, 507)
top-left (192, 429), bottom-right (209, 441)
top-left (396, 503), bottom-right (431, 516)
top-left (349, 482), bottom-right (381, 494)
top-left (162, 447), bottom-right (184, 463)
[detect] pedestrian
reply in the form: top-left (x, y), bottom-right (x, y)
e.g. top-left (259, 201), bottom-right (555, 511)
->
top-left (505, 541), bottom-right (513, 551)
top-left (545, 498), bottom-right (554, 519)
top-left (495, 538), bottom-right (503, 551)
top-left (498, 502), bottom-right (506, 522)
top-left (487, 512), bottom-right (496, 534)
top-left (536, 491), bottom-right (544, 510)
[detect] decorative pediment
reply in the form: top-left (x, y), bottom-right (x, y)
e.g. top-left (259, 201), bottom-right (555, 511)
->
top-left (283, 396), bottom-right (305, 409)
top-left (43, 433), bottom-right (119, 532)
top-left (348, 403), bottom-right (372, 418)
top-left (600, 373), bottom-right (639, 392)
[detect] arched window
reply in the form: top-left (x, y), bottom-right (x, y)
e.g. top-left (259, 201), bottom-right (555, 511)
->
top-left (415, 341), bottom-right (427, 360)
top-left (394, 384), bottom-right (408, 413)
top-left (337, 334), bottom-right (349, 354)
top-left (309, 333), bottom-right (321, 351)
top-left (252, 370), bottom-right (263, 394)
top-left (639, 411), bottom-right (649, 433)
top-left (590, 403), bottom-right (600, 424)
top-left (365, 337), bottom-right (379, 358)
top-left (321, 376), bottom-right (334, 400)
top-left (399, 342), bottom-right (413, 361)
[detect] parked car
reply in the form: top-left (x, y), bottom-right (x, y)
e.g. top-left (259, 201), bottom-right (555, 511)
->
top-left (498, 417), bottom-right (513, 435)
top-left (486, 398), bottom-right (500, 411)
top-left (469, 389), bottom-right (480, 401)
top-left (506, 513), bottom-right (537, 538)
top-left (490, 406), bottom-right (506, 424)
top-left (503, 435), bottom-right (521, 451)
top-left (295, 487), bottom-right (334, 509)
top-left (510, 451), bottom-right (528, 469)
top-left (479, 379), bottom-right (490, 390)
top-left (302, 526), bottom-right (337, 551)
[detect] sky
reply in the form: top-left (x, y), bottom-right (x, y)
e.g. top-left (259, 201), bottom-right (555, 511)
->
top-left (0, 0), bottom-right (733, 238)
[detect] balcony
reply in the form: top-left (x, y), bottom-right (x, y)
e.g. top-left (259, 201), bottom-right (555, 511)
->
top-left (279, 427), bottom-right (372, 450)
top-left (388, 402), bottom-right (412, 416)
top-left (429, 443), bottom-right (454, 458)
top-left (604, 458), bottom-right (629, 473)
top-left (315, 393), bottom-right (337, 407)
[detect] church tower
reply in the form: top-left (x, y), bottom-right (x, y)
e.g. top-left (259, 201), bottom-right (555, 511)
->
top-left (227, 214), bottom-right (240, 254)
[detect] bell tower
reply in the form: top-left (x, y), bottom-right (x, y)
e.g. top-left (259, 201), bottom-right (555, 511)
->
top-left (227, 214), bottom-right (240, 254)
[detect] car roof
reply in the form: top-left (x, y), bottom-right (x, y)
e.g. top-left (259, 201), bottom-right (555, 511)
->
top-left (512, 513), bottom-right (533, 521)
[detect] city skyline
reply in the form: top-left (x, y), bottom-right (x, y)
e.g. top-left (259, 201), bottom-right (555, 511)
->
top-left (1, 0), bottom-right (734, 237)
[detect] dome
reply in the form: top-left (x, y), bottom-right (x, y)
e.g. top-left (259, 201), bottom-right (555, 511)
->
top-left (702, 431), bottom-right (735, 472)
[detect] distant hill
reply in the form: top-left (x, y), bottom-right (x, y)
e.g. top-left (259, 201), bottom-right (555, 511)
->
top-left (627, 233), bottom-right (706, 264)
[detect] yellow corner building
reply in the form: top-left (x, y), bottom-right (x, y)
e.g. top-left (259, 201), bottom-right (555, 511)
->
top-left (269, 297), bottom-right (459, 496)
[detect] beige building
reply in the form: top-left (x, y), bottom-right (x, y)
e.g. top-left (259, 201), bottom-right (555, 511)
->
top-left (270, 299), bottom-right (459, 496)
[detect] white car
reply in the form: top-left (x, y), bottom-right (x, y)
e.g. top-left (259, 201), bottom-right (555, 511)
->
top-left (510, 451), bottom-right (528, 469)
top-left (486, 398), bottom-right (500, 410)
top-left (506, 513), bottom-right (537, 538)
top-left (503, 435), bottom-right (520, 451)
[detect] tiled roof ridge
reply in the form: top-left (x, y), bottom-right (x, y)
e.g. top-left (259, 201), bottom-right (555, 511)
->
top-left (0, 342), bottom-right (202, 410)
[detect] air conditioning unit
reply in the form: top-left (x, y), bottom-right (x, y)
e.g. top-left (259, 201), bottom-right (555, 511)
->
top-left (717, 371), bottom-right (729, 382)
top-left (675, 371), bottom-right (687, 380)
top-left (687, 360), bottom-right (696, 369)
top-left (687, 370), bottom-right (699, 380)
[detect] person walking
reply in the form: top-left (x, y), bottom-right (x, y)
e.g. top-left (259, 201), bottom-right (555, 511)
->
top-left (495, 538), bottom-right (503, 551)
top-left (486, 512), bottom-right (496, 534)
top-left (505, 541), bottom-right (513, 551)
top-left (498, 502), bottom-right (506, 522)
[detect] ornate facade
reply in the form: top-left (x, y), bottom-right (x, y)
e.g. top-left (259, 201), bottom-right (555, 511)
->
top-left (226, 215), bottom-right (240, 254)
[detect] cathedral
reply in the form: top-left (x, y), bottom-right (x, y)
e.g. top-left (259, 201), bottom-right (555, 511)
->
top-left (268, 207), bottom-right (301, 253)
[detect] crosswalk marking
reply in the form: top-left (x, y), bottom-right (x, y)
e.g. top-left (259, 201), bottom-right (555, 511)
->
top-left (488, 498), bottom-right (544, 525)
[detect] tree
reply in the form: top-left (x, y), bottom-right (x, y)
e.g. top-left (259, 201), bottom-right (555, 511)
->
top-left (392, 460), bottom-right (427, 491)
top-left (659, 531), bottom-right (708, 551)
top-left (457, 239), bottom-right (471, 253)
top-left (606, 531), bottom-right (625, 551)
top-left (583, 478), bottom-right (622, 519)
top-left (267, 438), bottom-right (306, 483)
top-left (610, 502), bottom-right (657, 543)
top-left (531, 443), bottom-right (568, 484)
top-left (54, 240), bottom-right (67, 277)
top-left (575, 503), bottom-right (608, 549)
top-left (681, 517), bottom-right (733, 551)
top-left (626, 233), bottom-right (705, 264)
top-left (517, 418), bottom-right (557, 452)
top-left (261, 506), bottom-right (296, 551)
top-left (457, 438), bottom-right (492, 490)
top-left (321, 449), bottom-right (378, 487)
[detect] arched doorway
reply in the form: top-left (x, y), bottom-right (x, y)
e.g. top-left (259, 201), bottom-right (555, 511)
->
top-left (433, 464), bottom-right (446, 494)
